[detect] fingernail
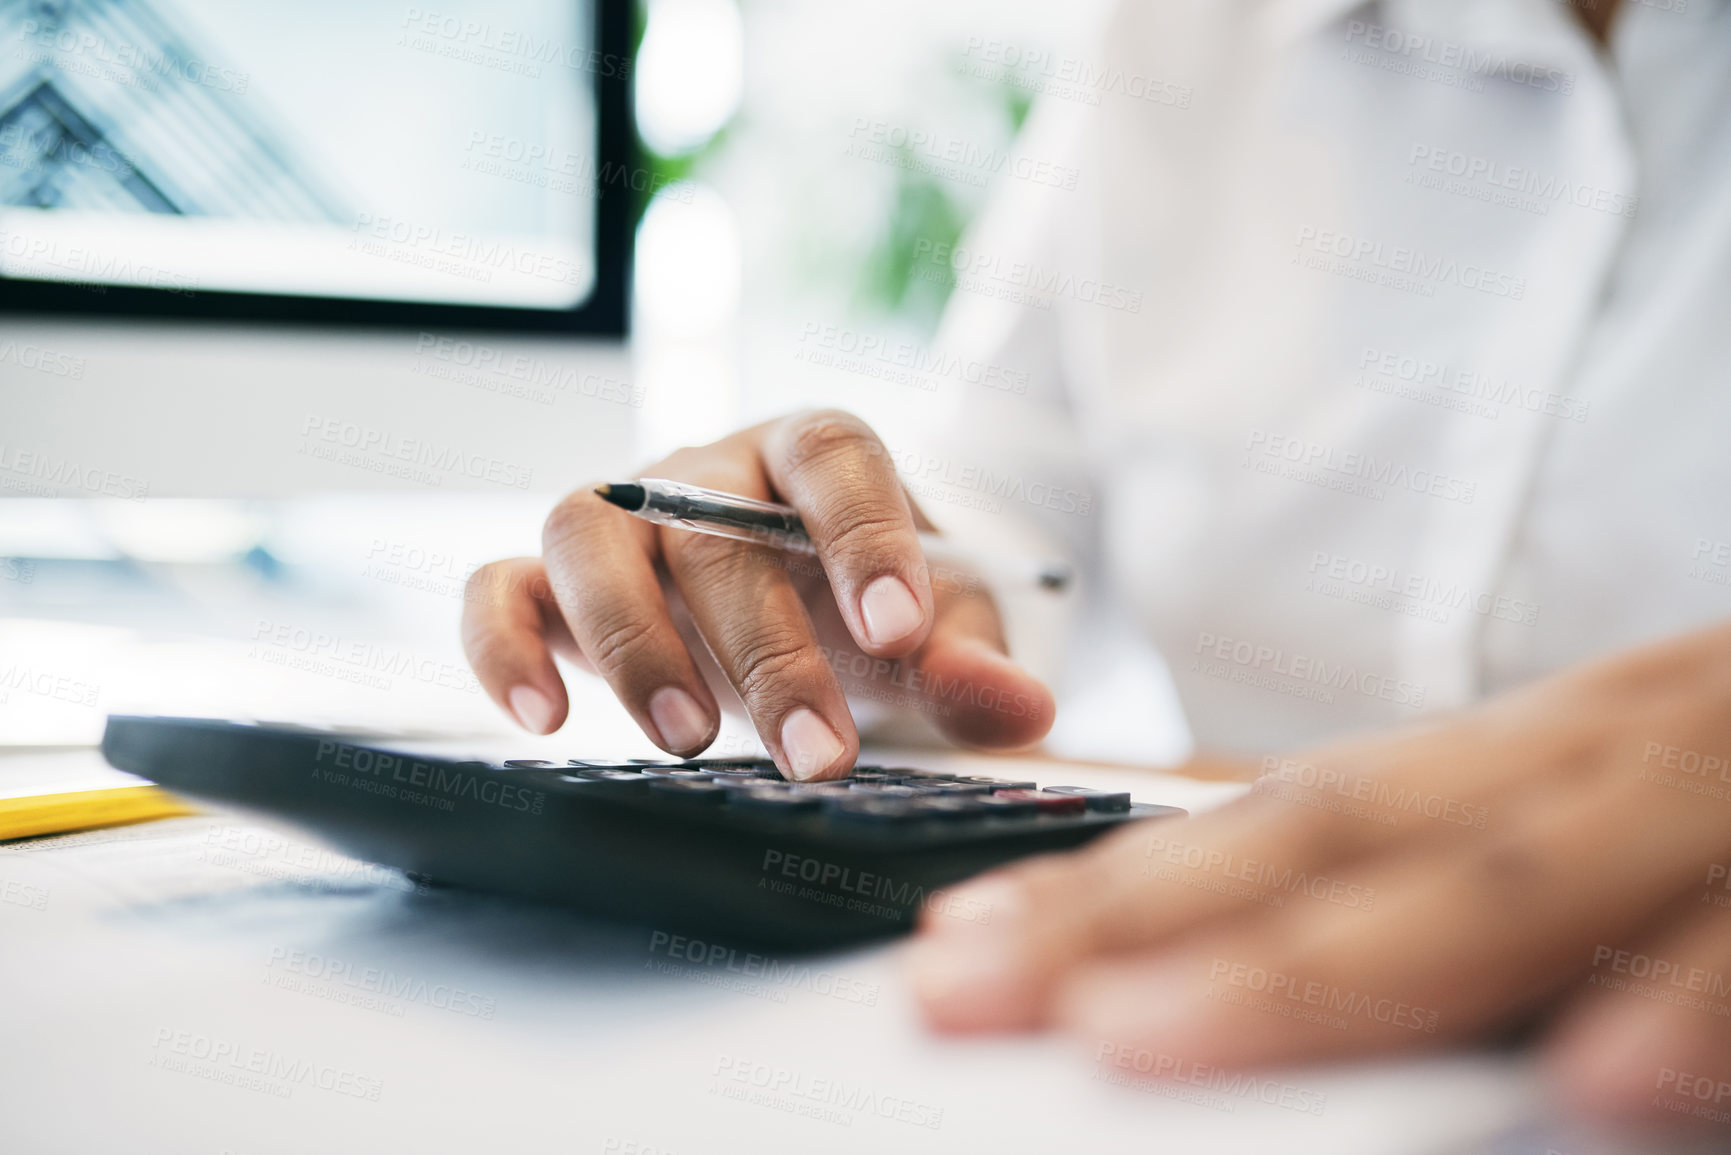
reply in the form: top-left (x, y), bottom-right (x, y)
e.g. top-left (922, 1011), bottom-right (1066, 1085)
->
top-left (1555, 1007), bottom-right (1692, 1121)
top-left (1060, 956), bottom-right (1203, 1051)
top-left (908, 935), bottom-right (1022, 1007)
top-left (779, 708), bottom-right (845, 780)
top-left (508, 685), bottom-right (557, 734)
top-left (860, 575), bottom-right (923, 647)
top-left (907, 917), bottom-right (1052, 1032)
top-left (649, 686), bottom-right (711, 753)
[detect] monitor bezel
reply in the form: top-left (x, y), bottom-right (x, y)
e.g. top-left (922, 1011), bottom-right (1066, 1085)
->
top-left (0, 0), bottom-right (633, 336)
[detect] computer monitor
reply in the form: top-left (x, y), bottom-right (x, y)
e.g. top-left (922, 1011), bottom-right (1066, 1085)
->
top-left (0, 0), bottom-right (637, 499)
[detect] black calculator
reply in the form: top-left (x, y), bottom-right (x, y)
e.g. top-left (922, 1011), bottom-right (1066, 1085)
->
top-left (101, 716), bottom-right (1184, 950)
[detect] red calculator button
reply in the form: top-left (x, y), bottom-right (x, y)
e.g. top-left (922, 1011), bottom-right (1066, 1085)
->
top-left (994, 789), bottom-right (1085, 815)
top-left (1042, 786), bottom-right (1132, 813)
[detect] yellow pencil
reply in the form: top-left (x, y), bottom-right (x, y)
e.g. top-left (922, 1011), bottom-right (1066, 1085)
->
top-left (0, 785), bottom-right (196, 842)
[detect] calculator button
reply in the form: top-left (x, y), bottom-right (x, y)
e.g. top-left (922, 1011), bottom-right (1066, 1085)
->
top-left (888, 768), bottom-right (959, 782)
top-left (994, 789), bottom-right (1084, 815)
top-left (730, 789), bottom-right (824, 814)
top-left (911, 797), bottom-right (988, 821)
top-left (847, 772), bottom-right (907, 785)
top-left (825, 797), bottom-right (922, 823)
top-left (846, 784), bottom-right (920, 798)
top-left (950, 776), bottom-right (1039, 791)
top-left (680, 758), bottom-right (776, 773)
top-left (566, 768), bottom-right (651, 783)
top-left (639, 766), bottom-right (714, 778)
top-left (973, 794), bottom-right (1039, 817)
top-left (1042, 786), bottom-right (1132, 813)
top-left (906, 782), bottom-right (991, 796)
top-left (649, 779), bottom-right (727, 803)
top-left (711, 775), bottom-right (778, 790)
top-left (502, 759), bottom-right (558, 768)
top-left (568, 760), bottom-right (643, 770)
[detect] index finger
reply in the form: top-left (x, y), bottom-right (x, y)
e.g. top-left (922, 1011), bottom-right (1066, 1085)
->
top-left (759, 409), bottom-right (933, 658)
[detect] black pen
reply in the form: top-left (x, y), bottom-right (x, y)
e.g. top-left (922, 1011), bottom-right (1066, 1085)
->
top-left (595, 478), bottom-right (1073, 592)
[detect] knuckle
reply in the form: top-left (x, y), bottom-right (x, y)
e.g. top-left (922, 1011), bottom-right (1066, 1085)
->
top-left (463, 558), bottom-right (540, 614)
top-left (584, 609), bottom-right (661, 674)
top-left (665, 528), bottom-right (747, 580)
top-left (541, 487), bottom-right (606, 552)
top-left (778, 409), bottom-right (880, 474)
top-left (813, 506), bottom-right (909, 563)
top-left (464, 560), bottom-right (505, 602)
top-left (731, 627), bottom-right (817, 702)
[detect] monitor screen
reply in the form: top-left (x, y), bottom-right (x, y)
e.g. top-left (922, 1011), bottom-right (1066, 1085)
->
top-left (0, 0), bottom-right (629, 327)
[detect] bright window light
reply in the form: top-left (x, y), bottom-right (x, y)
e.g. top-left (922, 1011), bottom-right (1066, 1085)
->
top-left (635, 182), bottom-right (742, 337)
top-left (635, 0), bottom-right (744, 156)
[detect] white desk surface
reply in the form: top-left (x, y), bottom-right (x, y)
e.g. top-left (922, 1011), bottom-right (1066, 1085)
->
top-left (2, 745), bottom-right (1690, 1155)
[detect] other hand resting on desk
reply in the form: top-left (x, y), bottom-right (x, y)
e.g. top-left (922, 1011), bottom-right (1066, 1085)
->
top-left (912, 623), bottom-right (1731, 1131)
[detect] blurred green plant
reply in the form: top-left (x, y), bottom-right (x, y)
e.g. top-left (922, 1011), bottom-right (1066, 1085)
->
top-left (629, 0), bottom-right (1046, 334)
top-left (637, 127), bottom-right (729, 223)
top-left (853, 176), bottom-right (968, 327)
top-left (630, 0), bottom-right (710, 225)
top-left (849, 64), bottom-right (1036, 332)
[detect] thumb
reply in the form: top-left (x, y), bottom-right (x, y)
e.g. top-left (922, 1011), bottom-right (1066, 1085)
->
top-left (909, 582), bottom-right (1055, 750)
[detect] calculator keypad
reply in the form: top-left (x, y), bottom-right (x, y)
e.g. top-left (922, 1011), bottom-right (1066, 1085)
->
top-left (519, 757), bottom-right (1180, 831)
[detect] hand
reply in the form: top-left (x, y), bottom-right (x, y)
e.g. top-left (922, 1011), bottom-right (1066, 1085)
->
top-left (460, 410), bottom-right (1054, 780)
top-left (910, 623), bottom-right (1731, 1130)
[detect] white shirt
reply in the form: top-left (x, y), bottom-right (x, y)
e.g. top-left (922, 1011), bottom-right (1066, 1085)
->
top-left (921, 0), bottom-right (1731, 754)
